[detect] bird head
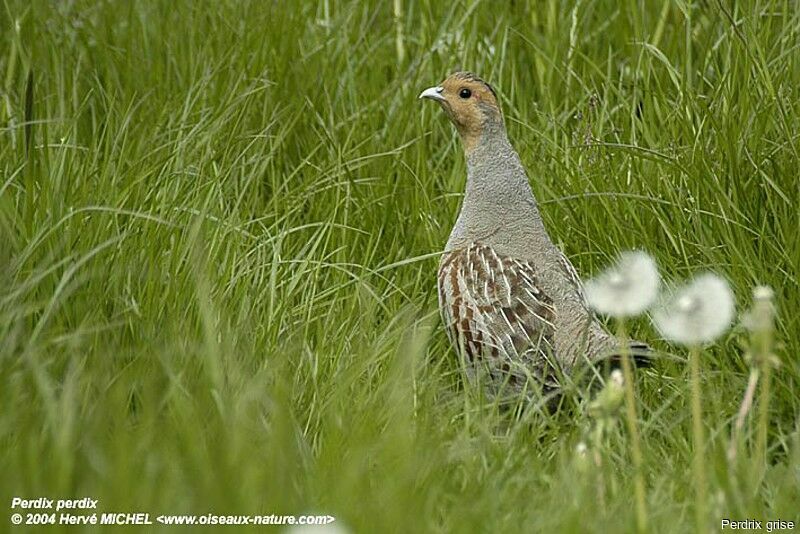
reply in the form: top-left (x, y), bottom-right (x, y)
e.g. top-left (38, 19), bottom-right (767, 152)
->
top-left (419, 71), bottom-right (503, 152)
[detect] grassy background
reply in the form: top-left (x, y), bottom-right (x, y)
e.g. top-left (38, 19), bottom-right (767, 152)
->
top-left (1, 0), bottom-right (798, 532)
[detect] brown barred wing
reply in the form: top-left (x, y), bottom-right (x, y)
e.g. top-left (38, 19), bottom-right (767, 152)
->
top-left (437, 243), bottom-right (559, 393)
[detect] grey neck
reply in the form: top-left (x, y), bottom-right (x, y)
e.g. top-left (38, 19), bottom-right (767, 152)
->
top-left (446, 125), bottom-right (550, 258)
top-left (465, 128), bottom-right (541, 219)
top-left (465, 127), bottom-right (531, 200)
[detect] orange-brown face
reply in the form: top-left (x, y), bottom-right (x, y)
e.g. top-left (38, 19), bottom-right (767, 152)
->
top-left (419, 72), bottom-right (502, 151)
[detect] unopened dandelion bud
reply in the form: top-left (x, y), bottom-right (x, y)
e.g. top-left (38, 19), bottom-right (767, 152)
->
top-left (573, 441), bottom-right (591, 475)
top-left (742, 285), bottom-right (775, 335)
top-left (588, 370), bottom-right (625, 419)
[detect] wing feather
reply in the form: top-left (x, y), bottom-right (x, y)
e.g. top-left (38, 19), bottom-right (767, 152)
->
top-left (437, 243), bottom-right (560, 393)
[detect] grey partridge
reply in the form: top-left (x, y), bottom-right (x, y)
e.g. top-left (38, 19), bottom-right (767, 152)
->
top-left (420, 72), bottom-right (647, 404)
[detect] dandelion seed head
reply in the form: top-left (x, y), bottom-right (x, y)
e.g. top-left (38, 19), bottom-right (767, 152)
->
top-left (584, 251), bottom-right (660, 317)
top-left (677, 295), bottom-right (698, 313)
top-left (652, 273), bottom-right (735, 345)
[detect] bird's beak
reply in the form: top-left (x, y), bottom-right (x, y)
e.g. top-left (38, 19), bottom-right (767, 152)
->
top-left (418, 86), bottom-right (445, 102)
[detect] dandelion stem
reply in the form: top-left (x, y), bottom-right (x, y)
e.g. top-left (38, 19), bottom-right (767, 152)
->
top-left (727, 367), bottom-right (759, 462)
top-left (689, 344), bottom-right (707, 533)
top-left (589, 424), bottom-right (606, 508)
top-left (755, 353), bottom-right (772, 477)
top-left (617, 322), bottom-right (648, 533)
top-left (745, 286), bottom-right (776, 481)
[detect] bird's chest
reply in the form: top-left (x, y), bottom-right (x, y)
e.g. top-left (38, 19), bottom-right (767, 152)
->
top-left (445, 203), bottom-right (547, 264)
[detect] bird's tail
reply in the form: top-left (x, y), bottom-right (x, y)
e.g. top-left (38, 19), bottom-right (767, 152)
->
top-left (605, 341), bottom-right (652, 369)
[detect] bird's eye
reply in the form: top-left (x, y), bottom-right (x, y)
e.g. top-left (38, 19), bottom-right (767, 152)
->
top-left (459, 88), bottom-right (472, 99)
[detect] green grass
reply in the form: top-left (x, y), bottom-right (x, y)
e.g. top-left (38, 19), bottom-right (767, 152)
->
top-left (1, 0), bottom-right (799, 532)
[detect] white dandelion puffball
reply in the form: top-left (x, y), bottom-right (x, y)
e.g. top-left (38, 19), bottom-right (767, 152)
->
top-left (584, 251), bottom-right (660, 317)
top-left (652, 273), bottom-right (735, 345)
